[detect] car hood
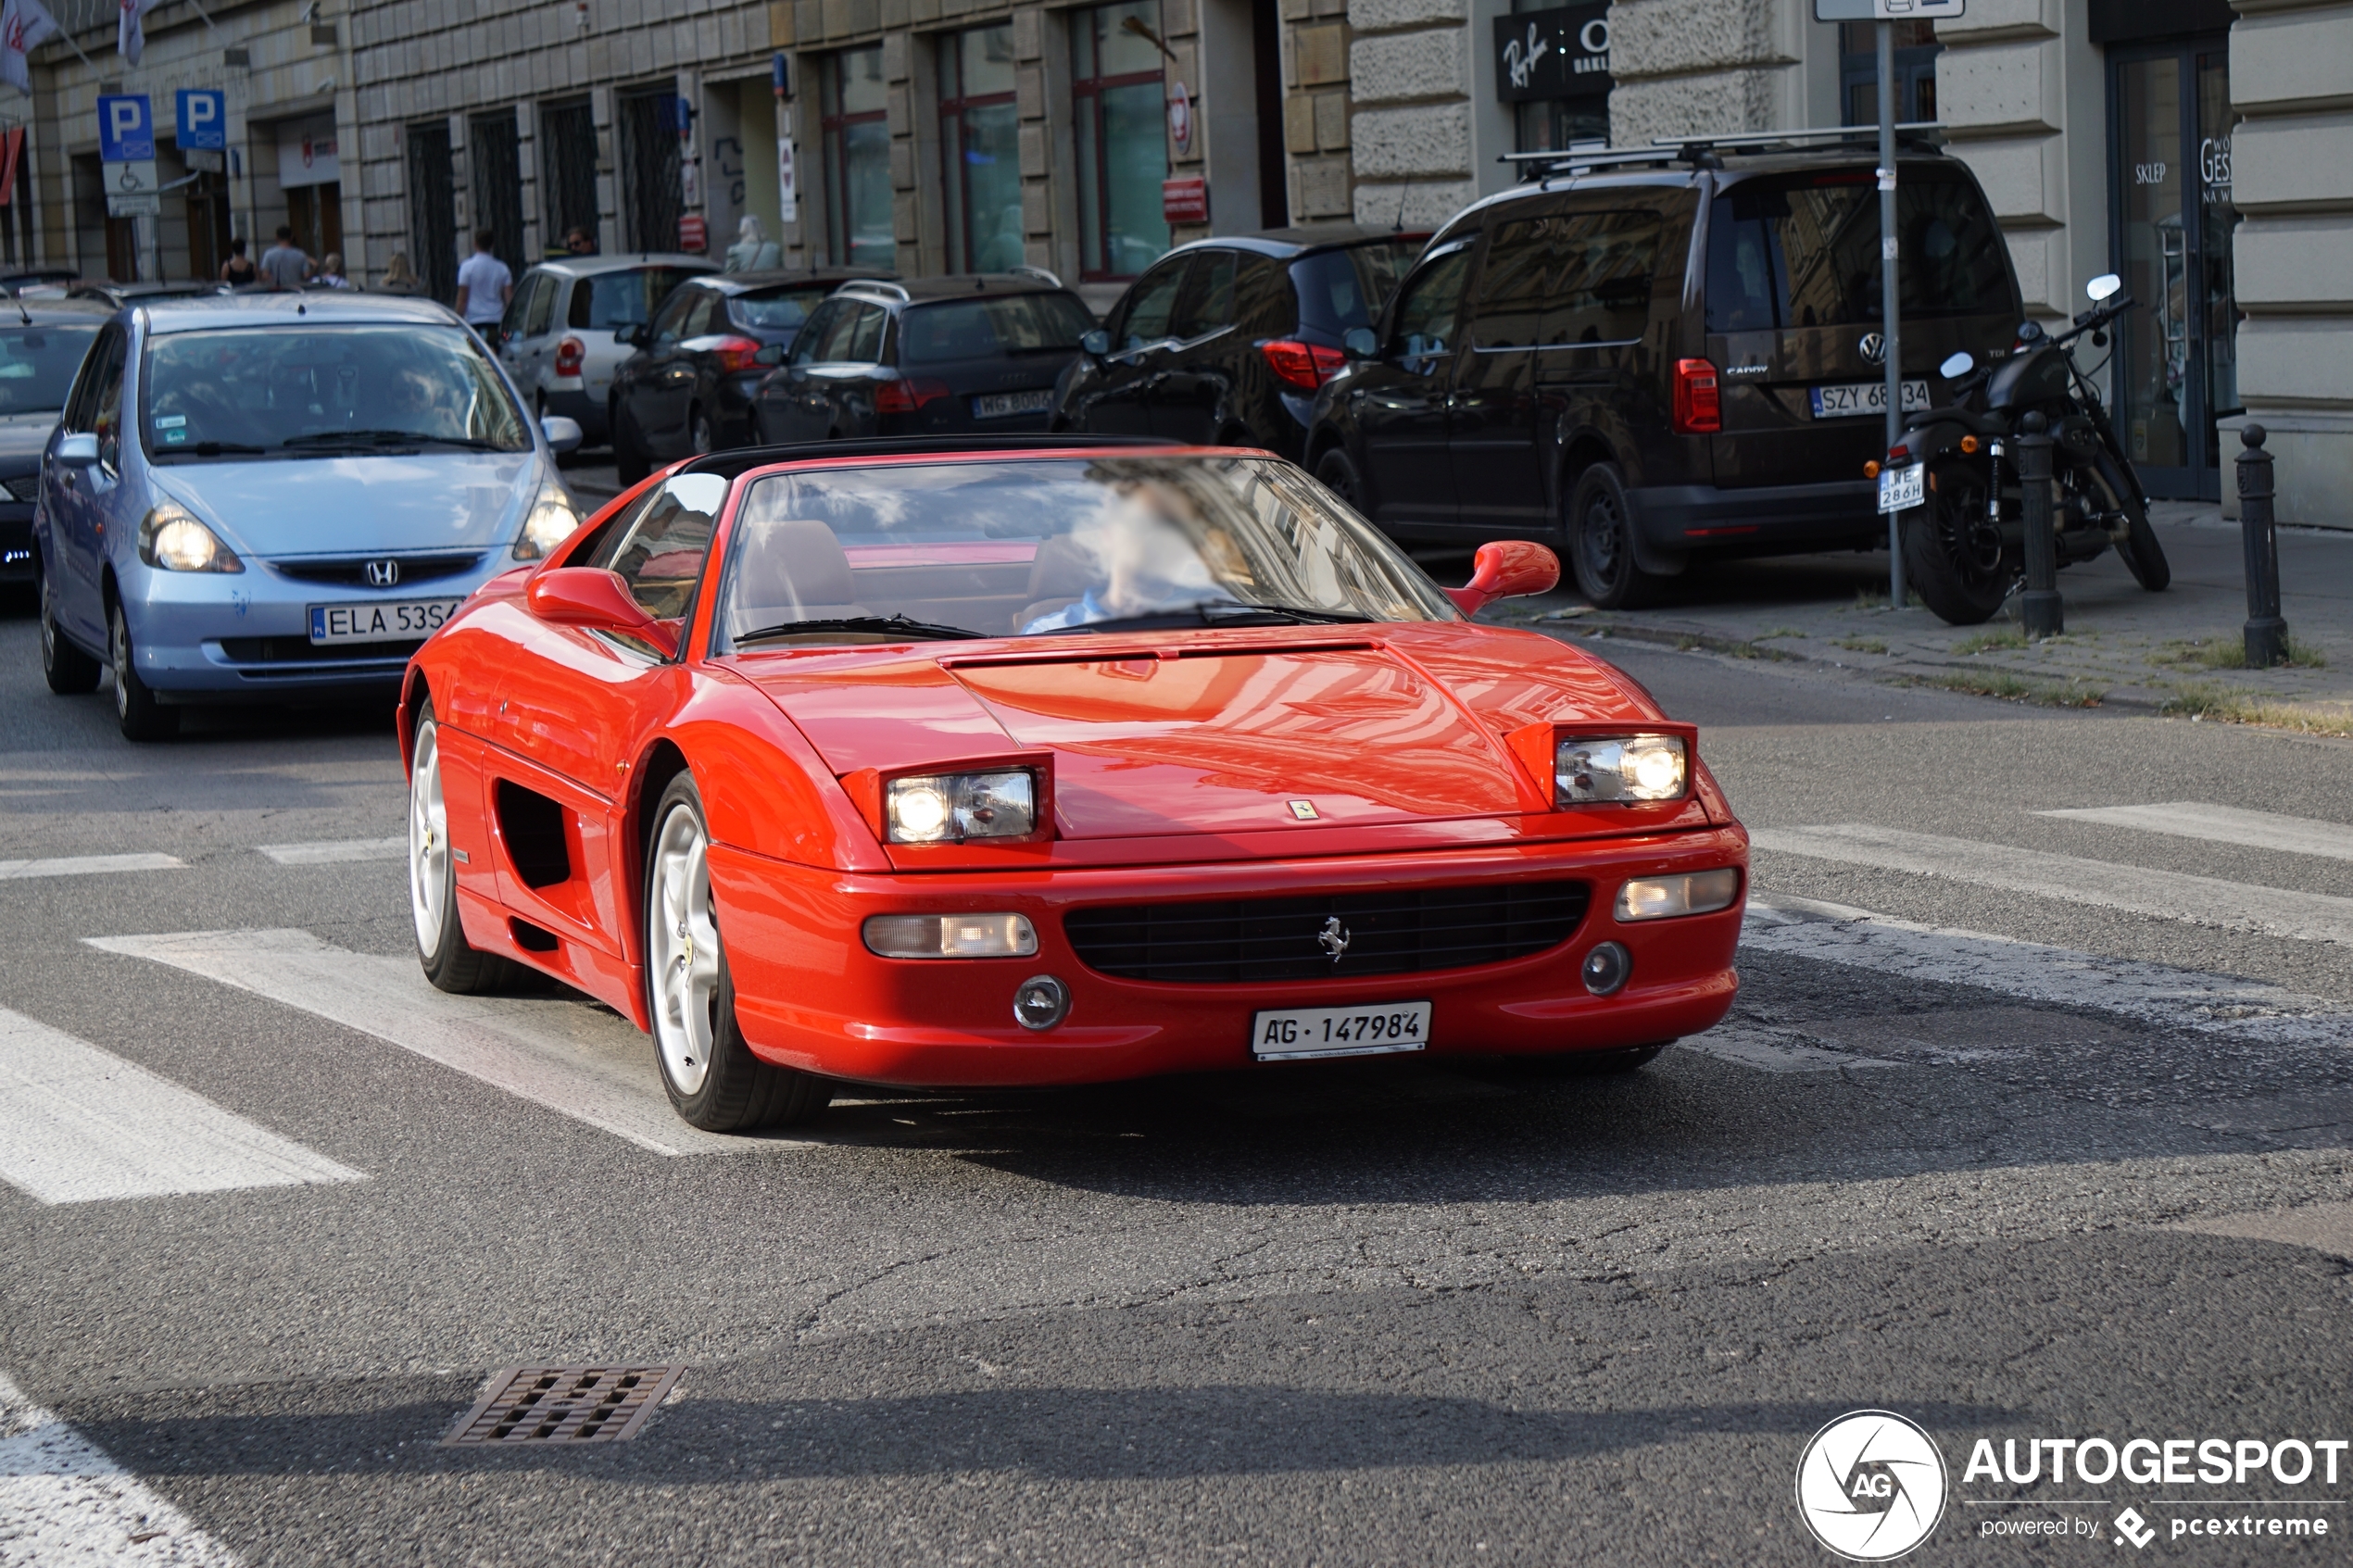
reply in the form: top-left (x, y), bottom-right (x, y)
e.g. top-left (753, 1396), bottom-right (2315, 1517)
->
top-left (736, 625), bottom-right (1676, 842)
top-left (155, 451), bottom-right (542, 557)
top-left (0, 408), bottom-right (62, 464)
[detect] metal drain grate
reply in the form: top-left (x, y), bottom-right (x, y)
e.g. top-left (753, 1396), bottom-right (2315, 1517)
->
top-left (443, 1365), bottom-right (685, 1446)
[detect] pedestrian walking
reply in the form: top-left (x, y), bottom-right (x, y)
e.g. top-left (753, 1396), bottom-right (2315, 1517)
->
top-left (220, 237), bottom-right (258, 286)
top-left (564, 226), bottom-right (598, 257)
top-left (258, 226), bottom-right (312, 290)
top-left (724, 215), bottom-right (780, 273)
top-left (454, 230), bottom-right (512, 346)
top-left (378, 252), bottom-right (422, 296)
top-left (311, 253), bottom-right (355, 290)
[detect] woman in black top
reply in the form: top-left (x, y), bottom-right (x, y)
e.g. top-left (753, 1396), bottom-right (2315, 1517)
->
top-left (220, 238), bottom-right (258, 286)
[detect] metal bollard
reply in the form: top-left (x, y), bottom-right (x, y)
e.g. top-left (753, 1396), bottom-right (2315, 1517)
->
top-left (2016, 410), bottom-right (2062, 638)
top-left (2238, 423), bottom-right (2287, 668)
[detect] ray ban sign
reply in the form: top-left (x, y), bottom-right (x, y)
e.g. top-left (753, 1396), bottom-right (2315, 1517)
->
top-left (1491, 1), bottom-right (1609, 104)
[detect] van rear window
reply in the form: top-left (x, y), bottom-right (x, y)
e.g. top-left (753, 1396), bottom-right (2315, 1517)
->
top-left (1705, 171), bottom-right (2012, 332)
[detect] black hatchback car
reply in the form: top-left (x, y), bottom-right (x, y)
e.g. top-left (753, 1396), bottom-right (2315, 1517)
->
top-left (608, 268), bottom-right (883, 481)
top-left (1302, 132), bottom-right (2021, 607)
top-left (747, 272), bottom-right (1096, 444)
top-left (1051, 224), bottom-right (1422, 459)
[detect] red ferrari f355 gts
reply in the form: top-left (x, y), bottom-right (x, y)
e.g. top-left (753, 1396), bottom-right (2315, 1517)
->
top-left (400, 438), bottom-right (1746, 1131)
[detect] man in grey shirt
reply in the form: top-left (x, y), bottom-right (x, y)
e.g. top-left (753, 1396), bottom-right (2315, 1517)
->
top-left (259, 225), bottom-right (312, 289)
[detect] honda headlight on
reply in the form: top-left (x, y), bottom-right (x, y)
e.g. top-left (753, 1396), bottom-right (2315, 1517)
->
top-left (510, 481), bottom-right (582, 560)
top-left (1555, 734), bottom-right (1687, 806)
top-left (886, 771), bottom-right (1038, 844)
top-left (137, 503), bottom-right (243, 572)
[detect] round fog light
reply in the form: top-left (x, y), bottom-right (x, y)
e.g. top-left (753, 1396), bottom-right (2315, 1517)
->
top-left (1581, 942), bottom-right (1631, 997)
top-left (1013, 973), bottom-right (1071, 1031)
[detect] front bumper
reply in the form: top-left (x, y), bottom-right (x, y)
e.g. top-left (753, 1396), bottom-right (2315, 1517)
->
top-left (1630, 478), bottom-right (1882, 555)
top-left (708, 829), bottom-right (1746, 1087)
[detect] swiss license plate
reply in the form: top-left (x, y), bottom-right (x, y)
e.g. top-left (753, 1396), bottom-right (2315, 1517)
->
top-left (1811, 379), bottom-right (1930, 419)
top-left (1251, 1000), bottom-right (1432, 1062)
top-left (1877, 461), bottom-right (1926, 514)
top-left (308, 598), bottom-right (462, 645)
top-left (973, 389), bottom-right (1053, 420)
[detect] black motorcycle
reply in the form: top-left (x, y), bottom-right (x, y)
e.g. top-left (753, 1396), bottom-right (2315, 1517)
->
top-left (1878, 272), bottom-right (2170, 626)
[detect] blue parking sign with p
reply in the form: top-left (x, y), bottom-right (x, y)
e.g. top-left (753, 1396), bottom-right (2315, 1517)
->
top-left (176, 90), bottom-right (225, 151)
top-left (96, 94), bottom-right (155, 163)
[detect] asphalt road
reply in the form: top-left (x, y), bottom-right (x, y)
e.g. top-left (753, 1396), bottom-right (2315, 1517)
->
top-left (2, 598), bottom-right (2349, 1567)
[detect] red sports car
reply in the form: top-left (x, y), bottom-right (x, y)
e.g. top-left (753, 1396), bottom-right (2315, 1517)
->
top-left (399, 439), bottom-right (1746, 1131)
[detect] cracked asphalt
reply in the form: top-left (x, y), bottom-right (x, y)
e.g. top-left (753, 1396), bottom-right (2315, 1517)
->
top-left (2, 604), bottom-right (2349, 1566)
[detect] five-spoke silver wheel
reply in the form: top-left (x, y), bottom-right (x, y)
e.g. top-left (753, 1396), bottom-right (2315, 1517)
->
top-left (409, 718), bottom-right (449, 960)
top-left (649, 800), bottom-right (722, 1097)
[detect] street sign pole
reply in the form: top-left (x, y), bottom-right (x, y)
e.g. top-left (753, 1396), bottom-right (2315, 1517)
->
top-left (1878, 19), bottom-right (1905, 609)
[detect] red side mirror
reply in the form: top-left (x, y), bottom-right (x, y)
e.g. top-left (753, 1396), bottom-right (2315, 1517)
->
top-left (525, 567), bottom-right (675, 654)
top-left (1444, 540), bottom-right (1560, 615)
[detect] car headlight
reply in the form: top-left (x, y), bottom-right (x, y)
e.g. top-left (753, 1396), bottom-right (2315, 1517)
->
top-left (510, 481), bottom-right (582, 560)
top-left (1555, 734), bottom-right (1687, 806)
top-left (862, 912), bottom-right (1038, 959)
top-left (137, 503), bottom-right (243, 572)
top-left (886, 771), bottom-right (1038, 843)
top-left (1615, 868), bottom-right (1741, 922)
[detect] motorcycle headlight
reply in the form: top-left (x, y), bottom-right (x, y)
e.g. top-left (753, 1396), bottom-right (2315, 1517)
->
top-left (511, 481), bottom-right (582, 560)
top-left (886, 771), bottom-right (1038, 844)
top-left (1554, 734), bottom-right (1687, 806)
top-left (137, 503), bottom-right (243, 572)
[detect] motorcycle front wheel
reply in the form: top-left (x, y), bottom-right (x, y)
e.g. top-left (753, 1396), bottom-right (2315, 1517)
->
top-left (2088, 451), bottom-right (2171, 592)
top-left (1903, 459), bottom-right (2012, 625)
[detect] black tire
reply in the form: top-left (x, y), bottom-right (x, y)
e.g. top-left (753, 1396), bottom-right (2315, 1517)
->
top-left (409, 700), bottom-right (514, 996)
top-left (1901, 459), bottom-right (2010, 626)
top-left (688, 405), bottom-right (715, 457)
top-left (611, 400), bottom-right (649, 485)
top-left (108, 598), bottom-right (178, 741)
top-left (1313, 446), bottom-right (1365, 513)
top-left (38, 563), bottom-right (100, 695)
top-left (1567, 462), bottom-right (1659, 610)
top-left (645, 774), bottom-right (833, 1132)
top-left (2093, 453), bottom-right (2170, 591)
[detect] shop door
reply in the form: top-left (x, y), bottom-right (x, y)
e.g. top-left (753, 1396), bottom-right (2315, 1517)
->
top-left (2109, 43), bottom-right (2239, 502)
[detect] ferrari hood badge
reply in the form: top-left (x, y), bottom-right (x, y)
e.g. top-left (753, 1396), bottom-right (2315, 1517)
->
top-left (1288, 800), bottom-right (1319, 820)
top-left (1317, 917), bottom-right (1350, 962)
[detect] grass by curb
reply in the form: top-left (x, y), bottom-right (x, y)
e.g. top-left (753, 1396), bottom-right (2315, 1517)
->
top-left (1900, 670), bottom-right (2108, 708)
top-left (2159, 681), bottom-right (2353, 736)
top-left (2150, 634), bottom-right (2329, 671)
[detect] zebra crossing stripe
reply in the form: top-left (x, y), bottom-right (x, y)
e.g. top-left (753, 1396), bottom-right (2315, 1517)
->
top-left (0, 854), bottom-right (182, 881)
top-left (0, 1008), bottom-right (362, 1206)
top-left (1748, 822), bottom-right (2353, 947)
top-left (253, 838), bottom-right (408, 866)
top-left (0, 1368), bottom-right (245, 1565)
top-left (2037, 802), bottom-right (2353, 864)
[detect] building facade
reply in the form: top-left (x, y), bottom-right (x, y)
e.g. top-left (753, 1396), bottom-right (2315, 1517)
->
top-left (6, 0), bottom-right (2347, 522)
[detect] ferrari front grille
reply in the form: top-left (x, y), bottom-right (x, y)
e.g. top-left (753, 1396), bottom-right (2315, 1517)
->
top-left (1063, 880), bottom-right (1591, 985)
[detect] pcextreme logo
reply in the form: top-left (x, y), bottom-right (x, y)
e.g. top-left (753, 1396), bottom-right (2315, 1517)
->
top-left (1795, 1411), bottom-right (1949, 1562)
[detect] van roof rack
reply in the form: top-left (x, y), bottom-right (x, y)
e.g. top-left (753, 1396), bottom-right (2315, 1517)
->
top-left (1503, 122), bottom-right (1945, 181)
top-left (839, 278), bottom-right (912, 301)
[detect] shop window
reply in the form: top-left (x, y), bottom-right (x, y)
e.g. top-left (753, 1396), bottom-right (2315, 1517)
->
top-left (1839, 20), bottom-right (1940, 126)
top-left (406, 123), bottom-right (458, 301)
top-left (1072, 0), bottom-right (1169, 282)
top-left (822, 45), bottom-right (892, 270)
top-left (540, 100), bottom-right (600, 257)
top-left (619, 89), bottom-right (685, 254)
top-left (942, 24), bottom-right (1022, 273)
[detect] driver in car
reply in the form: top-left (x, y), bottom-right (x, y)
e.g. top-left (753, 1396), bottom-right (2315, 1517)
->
top-left (1020, 480), bottom-right (1240, 633)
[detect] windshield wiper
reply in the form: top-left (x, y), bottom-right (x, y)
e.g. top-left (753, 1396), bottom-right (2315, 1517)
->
top-left (158, 439), bottom-right (269, 458)
top-left (281, 429), bottom-right (514, 452)
top-left (1038, 600), bottom-right (1377, 633)
top-left (734, 614), bottom-right (988, 645)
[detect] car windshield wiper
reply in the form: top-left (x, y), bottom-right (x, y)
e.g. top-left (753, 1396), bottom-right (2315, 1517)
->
top-left (281, 429), bottom-right (516, 452)
top-left (157, 439), bottom-right (269, 458)
top-left (1038, 600), bottom-right (1377, 633)
top-left (734, 614), bottom-right (988, 645)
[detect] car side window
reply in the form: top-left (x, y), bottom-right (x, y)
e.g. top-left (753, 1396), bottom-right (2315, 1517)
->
top-left (847, 304), bottom-right (887, 362)
top-left (1543, 208), bottom-right (1664, 345)
top-left (650, 288), bottom-right (699, 345)
top-left (1387, 246), bottom-right (1472, 370)
top-left (61, 326), bottom-right (118, 433)
top-left (1235, 255), bottom-right (1296, 338)
top-left (1466, 214), bottom-right (1556, 350)
top-left (1168, 250), bottom-right (1238, 340)
top-left (1116, 257), bottom-right (1189, 349)
top-left (791, 301), bottom-right (846, 366)
top-left (586, 470), bottom-right (732, 621)
top-left (522, 274), bottom-right (558, 338)
top-left (88, 330), bottom-right (129, 470)
top-left (678, 291), bottom-right (721, 340)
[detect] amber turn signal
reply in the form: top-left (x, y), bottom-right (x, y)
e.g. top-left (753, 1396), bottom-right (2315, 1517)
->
top-left (1959, 435), bottom-right (1980, 455)
top-left (1863, 459), bottom-right (1881, 480)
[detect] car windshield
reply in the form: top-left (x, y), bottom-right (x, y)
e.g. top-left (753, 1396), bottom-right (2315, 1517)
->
top-left (1291, 241), bottom-right (1421, 339)
top-left (0, 323), bottom-right (99, 414)
top-left (712, 455), bottom-right (1457, 646)
top-left (571, 267), bottom-right (704, 330)
top-left (896, 294), bottom-right (1097, 364)
top-left (1705, 169), bottom-right (2013, 331)
top-left (733, 285), bottom-right (832, 332)
top-left (141, 324), bottom-right (531, 458)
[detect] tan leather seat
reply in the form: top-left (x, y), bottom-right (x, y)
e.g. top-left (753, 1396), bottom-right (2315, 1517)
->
top-left (726, 518), bottom-right (869, 633)
top-left (1011, 533), bottom-right (1098, 633)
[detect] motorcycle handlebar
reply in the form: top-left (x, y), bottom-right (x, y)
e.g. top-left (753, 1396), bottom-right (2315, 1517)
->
top-left (2059, 295), bottom-right (2135, 344)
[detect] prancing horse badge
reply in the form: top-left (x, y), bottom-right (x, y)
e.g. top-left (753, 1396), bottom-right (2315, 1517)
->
top-left (1288, 800), bottom-right (1318, 820)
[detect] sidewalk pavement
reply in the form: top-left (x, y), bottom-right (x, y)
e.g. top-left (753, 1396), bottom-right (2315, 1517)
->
top-left (1481, 504), bottom-right (2353, 733)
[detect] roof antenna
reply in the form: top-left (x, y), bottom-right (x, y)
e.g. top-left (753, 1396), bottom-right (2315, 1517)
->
top-left (1392, 182), bottom-right (1407, 233)
top-left (14, 292), bottom-right (28, 326)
